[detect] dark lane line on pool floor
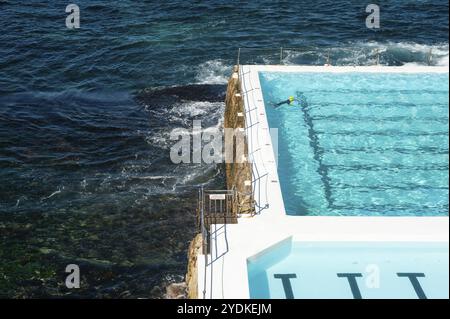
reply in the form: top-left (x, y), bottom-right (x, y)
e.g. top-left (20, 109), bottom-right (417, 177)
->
top-left (299, 95), bottom-right (334, 209)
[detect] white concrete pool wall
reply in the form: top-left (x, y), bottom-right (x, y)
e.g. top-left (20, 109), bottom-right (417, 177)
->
top-left (196, 65), bottom-right (449, 299)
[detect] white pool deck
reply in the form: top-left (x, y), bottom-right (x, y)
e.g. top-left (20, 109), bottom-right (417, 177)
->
top-left (197, 65), bottom-right (449, 299)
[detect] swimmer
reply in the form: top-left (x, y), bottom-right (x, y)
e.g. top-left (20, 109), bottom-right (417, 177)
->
top-left (273, 96), bottom-right (296, 108)
top-left (273, 92), bottom-right (308, 109)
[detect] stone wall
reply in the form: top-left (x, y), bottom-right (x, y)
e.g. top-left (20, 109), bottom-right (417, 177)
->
top-left (185, 65), bottom-right (255, 299)
top-left (224, 66), bottom-right (254, 215)
top-left (185, 233), bottom-right (202, 299)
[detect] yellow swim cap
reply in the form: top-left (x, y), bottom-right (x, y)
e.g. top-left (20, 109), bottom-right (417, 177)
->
top-left (289, 96), bottom-right (295, 102)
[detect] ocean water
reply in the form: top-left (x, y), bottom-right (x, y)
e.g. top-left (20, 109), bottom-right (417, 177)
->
top-left (260, 72), bottom-right (449, 216)
top-left (0, 0), bottom-right (448, 298)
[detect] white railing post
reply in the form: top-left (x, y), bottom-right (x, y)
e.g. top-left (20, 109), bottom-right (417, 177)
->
top-left (280, 47), bottom-right (283, 65)
top-left (237, 48), bottom-right (241, 66)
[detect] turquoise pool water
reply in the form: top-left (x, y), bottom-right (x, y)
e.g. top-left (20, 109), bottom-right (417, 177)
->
top-left (259, 72), bottom-right (449, 216)
top-left (248, 240), bottom-right (449, 299)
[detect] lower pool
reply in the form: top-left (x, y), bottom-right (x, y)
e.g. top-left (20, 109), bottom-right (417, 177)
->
top-left (259, 71), bottom-right (449, 216)
top-left (247, 239), bottom-right (449, 299)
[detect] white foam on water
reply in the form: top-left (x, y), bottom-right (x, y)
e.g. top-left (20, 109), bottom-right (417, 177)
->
top-left (195, 59), bottom-right (230, 84)
top-left (281, 41), bottom-right (449, 66)
top-left (436, 54), bottom-right (449, 67)
top-left (146, 100), bottom-right (224, 149)
top-left (170, 100), bottom-right (224, 118)
top-left (137, 62), bottom-right (229, 195)
top-left (41, 186), bottom-right (64, 201)
top-left (137, 176), bottom-right (175, 180)
top-left (359, 41), bottom-right (449, 66)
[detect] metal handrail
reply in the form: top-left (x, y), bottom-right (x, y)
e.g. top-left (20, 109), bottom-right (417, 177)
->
top-left (198, 186), bottom-right (243, 299)
top-left (248, 67), bottom-right (271, 213)
top-left (280, 47), bottom-right (283, 65)
top-left (427, 48), bottom-right (433, 66)
top-left (236, 48), bottom-right (241, 66)
top-left (238, 66), bottom-right (270, 215)
top-left (199, 187), bottom-right (208, 299)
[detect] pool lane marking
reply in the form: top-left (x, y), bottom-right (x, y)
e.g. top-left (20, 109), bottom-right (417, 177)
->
top-left (300, 99), bottom-right (334, 209)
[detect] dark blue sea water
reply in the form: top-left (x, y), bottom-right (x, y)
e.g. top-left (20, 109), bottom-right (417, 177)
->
top-left (0, 0), bottom-right (448, 298)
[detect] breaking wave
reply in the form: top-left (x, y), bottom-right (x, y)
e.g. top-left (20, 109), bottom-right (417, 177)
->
top-left (245, 42), bottom-right (450, 66)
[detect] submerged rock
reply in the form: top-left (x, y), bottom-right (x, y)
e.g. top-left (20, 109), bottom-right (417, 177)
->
top-left (165, 282), bottom-right (187, 299)
top-left (136, 84), bottom-right (226, 107)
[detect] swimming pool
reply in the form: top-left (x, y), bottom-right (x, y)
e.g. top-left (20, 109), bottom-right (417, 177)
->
top-left (247, 239), bottom-right (449, 299)
top-left (196, 66), bottom-right (449, 300)
top-left (259, 72), bottom-right (449, 216)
